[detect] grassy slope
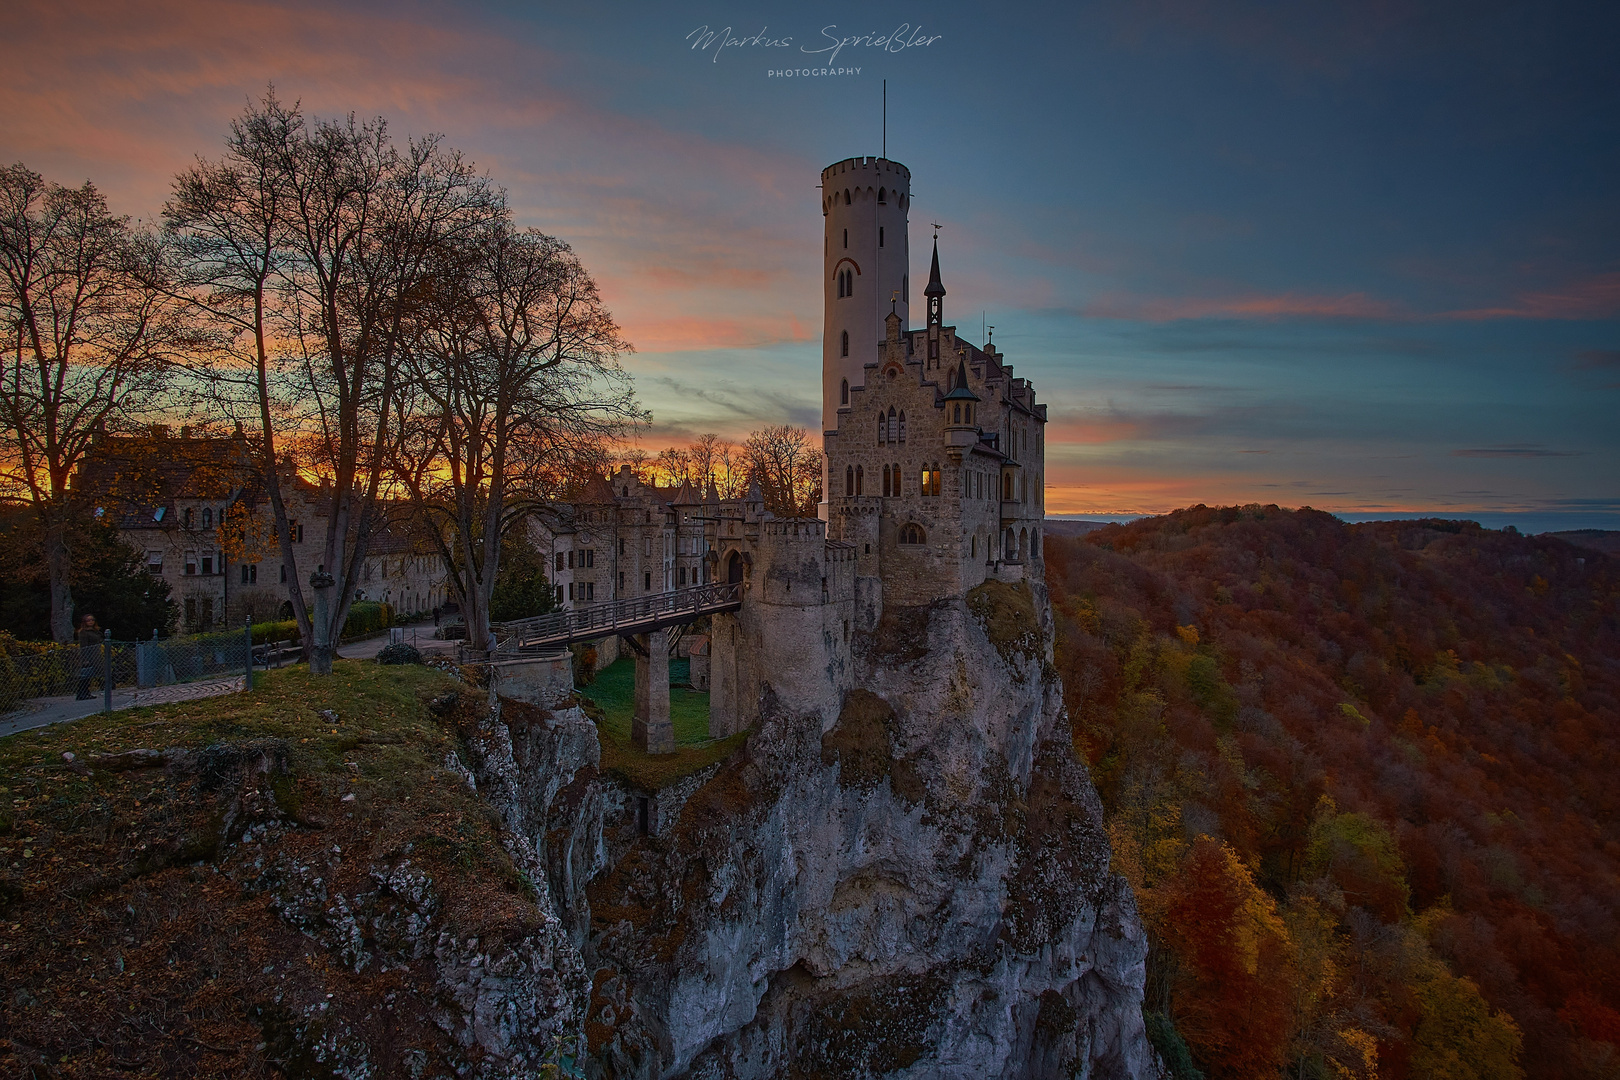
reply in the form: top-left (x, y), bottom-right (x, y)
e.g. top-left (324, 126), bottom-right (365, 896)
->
top-left (0, 660), bottom-right (541, 1078)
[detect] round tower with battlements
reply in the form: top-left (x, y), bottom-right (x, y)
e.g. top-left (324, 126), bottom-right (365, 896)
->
top-left (821, 158), bottom-right (911, 486)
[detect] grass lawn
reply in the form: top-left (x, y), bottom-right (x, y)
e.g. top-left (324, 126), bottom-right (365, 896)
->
top-left (578, 656), bottom-right (711, 746)
top-left (576, 655), bottom-right (748, 791)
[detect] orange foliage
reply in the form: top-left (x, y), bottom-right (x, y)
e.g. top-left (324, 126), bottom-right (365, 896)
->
top-left (1047, 506), bottom-right (1618, 1079)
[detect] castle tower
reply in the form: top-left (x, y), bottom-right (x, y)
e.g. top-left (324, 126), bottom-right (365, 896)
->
top-left (822, 156), bottom-right (912, 513)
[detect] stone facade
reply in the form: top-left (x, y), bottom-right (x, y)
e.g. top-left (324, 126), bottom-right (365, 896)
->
top-left (540, 155), bottom-right (1047, 733)
top-left (78, 428), bottom-right (451, 634)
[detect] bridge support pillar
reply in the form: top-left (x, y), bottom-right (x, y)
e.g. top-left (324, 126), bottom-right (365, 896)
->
top-left (631, 628), bottom-right (674, 754)
top-left (709, 612), bottom-right (743, 738)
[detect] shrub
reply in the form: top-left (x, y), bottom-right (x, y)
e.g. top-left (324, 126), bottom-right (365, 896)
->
top-left (342, 601), bottom-right (393, 639)
top-left (377, 642), bottom-right (422, 665)
top-left (251, 619), bottom-right (300, 645)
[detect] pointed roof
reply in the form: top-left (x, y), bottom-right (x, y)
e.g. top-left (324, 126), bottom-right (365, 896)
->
top-left (704, 480), bottom-right (720, 504)
top-left (924, 238), bottom-right (946, 298)
top-left (943, 357), bottom-right (979, 402)
top-left (746, 473), bottom-right (764, 503)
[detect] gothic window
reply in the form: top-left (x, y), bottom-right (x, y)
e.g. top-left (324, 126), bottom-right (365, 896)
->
top-left (843, 227), bottom-right (848, 248)
top-left (878, 186), bottom-right (886, 203)
top-left (900, 523), bottom-right (926, 545)
top-left (202, 508), bottom-right (212, 529)
top-left (882, 465), bottom-right (891, 498)
top-left (845, 465), bottom-right (854, 496)
top-left (841, 378), bottom-right (849, 405)
top-left (841, 330), bottom-right (849, 357)
top-left (887, 406), bottom-right (897, 444)
top-left (856, 464), bottom-right (864, 495)
top-left (878, 410), bottom-right (886, 445)
top-left (898, 411), bottom-right (906, 443)
top-left (879, 226), bottom-right (884, 247)
top-left (844, 189), bottom-right (850, 206)
top-left (183, 507), bottom-right (194, 529)
top-left (1020, 528), bottom-right (1029, 560)
top-left (1031, 530), bottom-right (1040, 558)
top-left (953, 404), bottom-right (961, 423)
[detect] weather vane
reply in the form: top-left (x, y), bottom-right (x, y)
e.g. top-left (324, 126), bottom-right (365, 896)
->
top-left (930, 221), bottom-right (943, 240)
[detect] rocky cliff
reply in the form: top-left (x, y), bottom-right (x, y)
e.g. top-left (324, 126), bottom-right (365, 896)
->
top-left (464, 581), bottom-right (1162, 1079)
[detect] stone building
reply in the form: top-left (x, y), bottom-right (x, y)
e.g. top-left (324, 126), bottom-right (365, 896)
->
top-left (531, 154), bottom-right (1047, 748)
top-left (77, 427), bottom-right (450, 634)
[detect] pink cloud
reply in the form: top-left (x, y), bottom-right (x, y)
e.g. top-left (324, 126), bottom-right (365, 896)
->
top-left (1084, 290), bottom-right (1401, 322)
top-left (1442, 272), bottom-right (1620, 321)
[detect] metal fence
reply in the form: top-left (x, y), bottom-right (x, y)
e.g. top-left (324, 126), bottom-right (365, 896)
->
top-left (0, 625), bottom-right (253, 719)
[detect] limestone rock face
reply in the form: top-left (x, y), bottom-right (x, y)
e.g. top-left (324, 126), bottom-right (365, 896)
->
top-left (467, 583), bottom-right (1162, 1079)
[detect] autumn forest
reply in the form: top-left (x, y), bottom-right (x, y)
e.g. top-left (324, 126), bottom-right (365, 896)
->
top-left (1046, 508), bottom-right (1620, 1080)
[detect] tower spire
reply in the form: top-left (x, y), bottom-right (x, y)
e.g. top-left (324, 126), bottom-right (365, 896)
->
top-left (925, 236), bottom-right (945, 367)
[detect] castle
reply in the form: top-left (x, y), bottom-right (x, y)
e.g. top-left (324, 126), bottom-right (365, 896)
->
top-left (536, 155), bottom-right (1048, 750)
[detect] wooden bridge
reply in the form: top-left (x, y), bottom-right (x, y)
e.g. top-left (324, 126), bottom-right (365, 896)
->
top-left (491, 581), bottom-right (743, 656)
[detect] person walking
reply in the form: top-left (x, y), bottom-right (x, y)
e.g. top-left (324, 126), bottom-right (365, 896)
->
top-left (433, 606), bottom-right (440, 627)
top-left (75, 613), bottom-right (102, 700)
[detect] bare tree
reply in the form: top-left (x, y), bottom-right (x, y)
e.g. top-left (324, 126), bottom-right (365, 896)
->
top-left (743, 424), bottom-right (821, 516)
top-left (165, 91), bottom-right (496, 672)
top-left (0, 164), bottom-right (182, 641)
top-left (392, 219), bottom-right (639, 653)
top-left (653, 446), bottom-right (693, 488)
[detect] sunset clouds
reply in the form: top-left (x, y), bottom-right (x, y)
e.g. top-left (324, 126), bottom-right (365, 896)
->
top-left (2, 0), bottom-right (1616, 522)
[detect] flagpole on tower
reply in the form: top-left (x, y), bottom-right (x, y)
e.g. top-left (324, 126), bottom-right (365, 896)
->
top-left (882, 79), bottom-right (887, 158)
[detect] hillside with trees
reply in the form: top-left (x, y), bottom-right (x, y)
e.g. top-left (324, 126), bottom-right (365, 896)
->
top-left (1045, 507), bottom-right (1620, 1080)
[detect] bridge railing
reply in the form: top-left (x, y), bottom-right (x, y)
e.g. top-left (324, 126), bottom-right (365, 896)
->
top-left (491, 581), bottom-right (742, 654)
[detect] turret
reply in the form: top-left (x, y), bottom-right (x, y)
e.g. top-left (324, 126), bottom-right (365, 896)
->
top-left (924, 238), bottom-right (946, 371)
top-left (821, 156), bottom-right (912, 444)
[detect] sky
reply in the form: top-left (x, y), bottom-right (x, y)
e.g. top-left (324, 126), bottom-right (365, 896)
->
top-left (4, 0), bottom-right (1617, 524)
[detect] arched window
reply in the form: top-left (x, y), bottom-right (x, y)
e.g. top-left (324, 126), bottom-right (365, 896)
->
top-left (1005, 527), bottom-right (1017, 561)
top-left (840, 378), bottom-right (849, 405)
top-left (900, 523), bottom-right (926, 545)
top-left (836, 272), bottom-right (844, 298)
top-left (878, 186), bottom-right (886, 203)
top-left (202, 508), bottom-right (213, 529)
top-left (843, 227), bottom-right (848, 248)
top-left (898, 411), bottom-right (906, 443)
top-left (844, 189), bottom-right (850, 206)
top-left (1020, 528), bottom-right (1029, 561)
top-left (1031, 530), bottom-right (1040, 559)
top-left (879, 226), bottom-right (884, 247)
top-left (845, 465), bottom-right (854, 496)
top-left (966, 404), bottom-right (973, 424)
top-left (953, 404), bottom-right (961, 424)
top-left (971, 534), bottom-right (977, 558)
top-left (1003, 472), bottom-right (1013, 500)
top-left (841, 331), bottom-right (849, 357)
top-left (878, 410), bottom-right (886, 445)
top-left (882, 464), bottom-right (891, 497)
top-left (887, 406), bottom-right (897, 444)
top-left (856, 465), bottom-right (864, 495)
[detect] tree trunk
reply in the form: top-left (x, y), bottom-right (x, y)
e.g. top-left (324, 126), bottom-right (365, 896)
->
top-left (44, 511), bottom-right (74, 643)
